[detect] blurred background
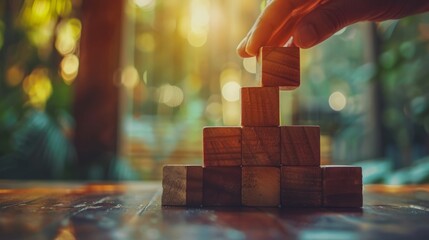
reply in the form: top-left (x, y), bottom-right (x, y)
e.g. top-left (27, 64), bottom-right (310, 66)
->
top-left (0, 0), bottom-right (428, 183)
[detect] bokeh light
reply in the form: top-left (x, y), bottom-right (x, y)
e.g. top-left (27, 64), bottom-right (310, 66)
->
top-left (157, 84), bottom-right (184, 107)
top-left (60, 54), bottom-right (79, 84)
top-left (329, 91), bottom-right (347, 111)
top-left (55, 18), bottom-right (81, 55)
top-left (187, 0), bottom-right (210, 47)
top-left (134, 0), bottom-right (155, 9)
top-left (221, 81), bottom-right (241, 102)
top-left (243, 57), bottom-right (257, 74)
top-left (6, 65), bottom-right (25, 87)
top-left (121, 66), bottom-right (140, 89)
top-left (22, 68), bottom-right (53, 109)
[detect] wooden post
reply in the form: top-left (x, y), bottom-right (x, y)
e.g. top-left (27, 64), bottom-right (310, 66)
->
top-left (73, 0), bottom-right (125, 175)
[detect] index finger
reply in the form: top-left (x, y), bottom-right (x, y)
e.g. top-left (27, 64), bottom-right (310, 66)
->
top-left (245, 0), bottom-right (304, 55)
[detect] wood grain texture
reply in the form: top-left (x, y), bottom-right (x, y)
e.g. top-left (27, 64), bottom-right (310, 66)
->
top-left (162, 165), bottom-right (187, 206)
top-left (203, 127), bottom-right (242, 167)
top-left (242, 167), bottom-right (280, 207)
top-left (242, 127), bottom-right (280, 166)
top-left (281, 167), bottom-right (322, 207)
top-left (186, 166), bottom-right (203, 207)
top-left (257, 47), bottom-right (300, 90)
top-left (203, 167), bottom-right (242, 207)
top-left (241, 87), bottom-right (279, 127)
top-left (322, 165), bottom-right (363, 208)
top-left (281, 126), bottom-right (320, 166)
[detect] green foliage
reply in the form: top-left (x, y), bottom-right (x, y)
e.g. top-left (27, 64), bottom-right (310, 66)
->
top-left (0, 110), bottom-right (75, 179)
top-left (0, 0), bottom-right (75, 179)
top-left (378, 15), bottom-right (429, 165)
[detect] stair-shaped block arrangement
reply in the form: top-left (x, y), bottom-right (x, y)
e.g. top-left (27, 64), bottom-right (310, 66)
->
top-left (162, 46), bottom-right (363, 208)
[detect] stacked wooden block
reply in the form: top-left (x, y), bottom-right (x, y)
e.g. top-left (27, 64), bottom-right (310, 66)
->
top-left (162, 47), bottom-right (362, 208)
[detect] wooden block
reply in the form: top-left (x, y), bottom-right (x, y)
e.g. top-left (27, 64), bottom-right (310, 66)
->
top-left (203, 127), bottom-right (241, 167)
top-left (281, 166), bottom-right (322, 207)
top-left (241, 87), bottom-right (279, 127)
top-left (203, 167), bottom-right (242, 207)
top-left (186, 166), bottom-right (203, 207)
top-left (242, 127), bottom-right (280, 166)
top-left (162, 165), bottom-right (203, 207)
top-left (322, 165), bottom-right (363, 208)
top-left (281, 126), bottom-right (320, 166)
top-left (257, 47), bottom-right (300, 90)
top-left (162, 165), bottom-right (186, 206)
top-left (242, 167), bottom-right (280, 207)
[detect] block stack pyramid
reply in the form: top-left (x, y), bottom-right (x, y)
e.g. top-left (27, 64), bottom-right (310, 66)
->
top-left (162, 47), bottom-right (363, 208)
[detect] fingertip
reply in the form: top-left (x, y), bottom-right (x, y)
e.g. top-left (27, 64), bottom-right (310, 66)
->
top-left (236, 38), bottom-right (251, 57)
top-left (244, 42), bottom-right (258, 57)
top-left (237, 47), bottom-right (253, 58)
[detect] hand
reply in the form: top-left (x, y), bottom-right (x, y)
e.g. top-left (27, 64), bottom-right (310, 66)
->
top-left (237, 0), bottom-right (429, 57)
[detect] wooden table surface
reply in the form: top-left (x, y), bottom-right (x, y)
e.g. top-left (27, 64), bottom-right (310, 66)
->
top-left (1, 182), bottom-right (429, 240)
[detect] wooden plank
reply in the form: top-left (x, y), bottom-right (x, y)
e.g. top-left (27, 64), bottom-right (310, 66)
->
top-left (257, 47), bottom-right (300, 90)
top-left (5, 182), bottom-right (429, 239)
top-left (241, 87), bottom-right (279, 127)
top-left (203, 127), bottom-right (242, 167)
top-left (186, 166), bottom-right (203, 207)
top-left (322, 165), bottom-right (363, 208)
top-left (242, 167), bottom-right (280, 207)
top-left (242, 127), bottom-right (280, 166)
top-left (281, 126), bottom-right (320, 166)
top-left (203, 167), bottom-right (242, 207)
top-left (281, 166), bottom-right (322, 207)
top-left (162, 165), bottom-right (186, 206)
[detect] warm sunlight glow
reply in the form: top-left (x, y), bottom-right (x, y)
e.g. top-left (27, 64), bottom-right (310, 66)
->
top-left (222, 101), bottom-right (240, 126)
top-left (329, 91), bottom-right (347, 111)
top-left (187, 31), bottom-right (207, 47)
top-left (32, 0), bottom-right (51, 20)
top-left (187, 0), bottom-right (210, 47)
top-left (190, 0), bottom-right (210, 34)
top-left (134, 0), bottom-right (155, 9)
top-left (136, 33), bottom-right (155, 52)
top-left (221, 81), bottom-right (241, 102)
top-left (220, 67), bottom-right (241, 86)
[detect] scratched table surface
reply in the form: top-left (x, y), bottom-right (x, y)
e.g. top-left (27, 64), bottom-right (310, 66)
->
top-left (1, 182), bottom-right (429, 240)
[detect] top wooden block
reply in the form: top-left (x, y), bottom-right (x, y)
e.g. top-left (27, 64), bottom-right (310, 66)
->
top-left (257, 47), bottom-right (300, 90)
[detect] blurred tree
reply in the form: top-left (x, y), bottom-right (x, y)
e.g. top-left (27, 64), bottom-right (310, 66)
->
top-left (378, 15), bottom-right (429, 168)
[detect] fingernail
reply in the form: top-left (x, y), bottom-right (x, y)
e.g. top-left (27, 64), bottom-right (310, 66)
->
top-left (296, 23), bottom-right (318, 48)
